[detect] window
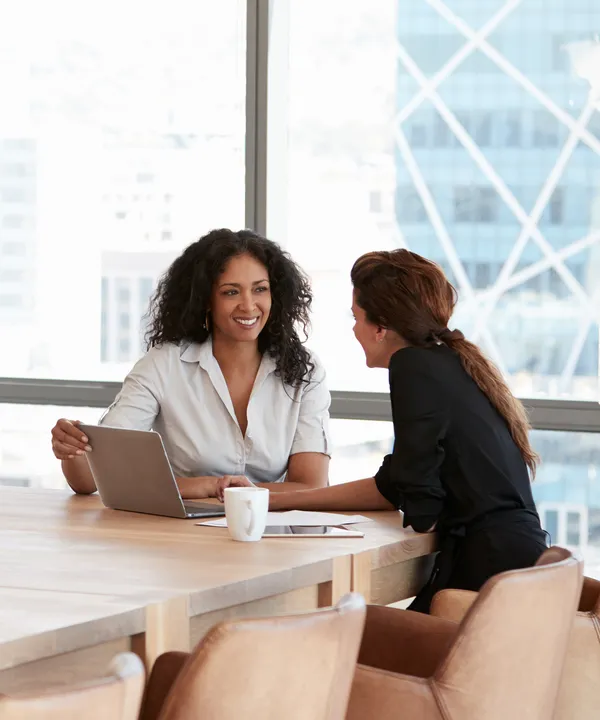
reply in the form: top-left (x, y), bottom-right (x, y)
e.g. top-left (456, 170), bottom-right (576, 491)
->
top-left (101, 278), bottom-right (108, 363)
top-left (119, 337), bottom-right (131, 358)
top-left (1, 188), bottom-right (28, 202)
top-left (543, 509), bottom-right (559, 543)
top-left (502, 110), bottom-right (522, 147)
top-left (1, 139), bottom-right (35, 152)
top-left (0, 0), bottom-right (245, 382)
top-left (409, 118), bottom-right (429, 147)
top-left (532, 110), bottom-right (561, 148)
top-left (275, 1), bottom-right (599, 398)
top-left (589, 112), bottom-right (600, 140)
top-left (1, 242), bottom-right (26, 256)
top-left (549, 188), bottom-right (564, 225)
top-left (0, 295), bottom-right (23, 308)
top-left (369, 191), bottom-right (382, 213)
top-left (0, 405), bottom-right (103, 489)
top-left (2, 215), bottom-right (25, 228)
top-left (396, 187), bottom-right (427, 223)
top-left (116, 280), bottom-right (131, 306)
top-left (567, 511), bottom-right (583, 546)
top-left (474, 262), bottom-right (491, 289)
top-left (398, 34), bottom-right (464, 75)
top-left (433, 113), bottom-right (451, 148)
top-left (0, 269), bottom-right (25, 282)
top-left (0, 164), bottom-right (29, 178)
top-left (453, 186), bottom-right (498, 223)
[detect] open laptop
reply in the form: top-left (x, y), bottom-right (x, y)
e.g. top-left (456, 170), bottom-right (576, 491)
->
top-left (78, 424), bottom-right (226, 519)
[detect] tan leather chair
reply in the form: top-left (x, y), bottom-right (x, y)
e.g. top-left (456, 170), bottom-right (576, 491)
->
top-left (348, 547), bottom-right (582, 720)
top-left (0, 652), bottom-right (144, 720)
top-left (140, 592), bottom-right (366, 720)
top-left (431, 560), bottom-right (600, 720)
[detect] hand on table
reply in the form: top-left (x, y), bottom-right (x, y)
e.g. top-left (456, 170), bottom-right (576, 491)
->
top-left (214, 475), bottom-right (255, 502)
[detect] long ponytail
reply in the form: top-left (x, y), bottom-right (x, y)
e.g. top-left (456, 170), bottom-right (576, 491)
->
top-left (445, 335), bottom-right (538, 477)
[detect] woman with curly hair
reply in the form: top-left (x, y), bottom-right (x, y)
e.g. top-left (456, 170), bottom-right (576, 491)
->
top-left (51, 228), bottom-right (331, 498)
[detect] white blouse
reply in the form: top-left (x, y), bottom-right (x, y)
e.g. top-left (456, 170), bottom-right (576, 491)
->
top-left (99, 338), bottom-right (331, 483)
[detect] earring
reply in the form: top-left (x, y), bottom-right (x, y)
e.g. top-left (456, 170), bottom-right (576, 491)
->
top-left (203, 310), bottom-right (210, 332)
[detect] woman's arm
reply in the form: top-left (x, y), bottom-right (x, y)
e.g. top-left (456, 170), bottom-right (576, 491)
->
top-left (62, 456), bottom-right (97, 495)
top-left (255, 452), bottom-right (329, 492)
top-left (373, 354), bottom-right (449, 533)
top-left (268, 477), bottom-right (395, 512)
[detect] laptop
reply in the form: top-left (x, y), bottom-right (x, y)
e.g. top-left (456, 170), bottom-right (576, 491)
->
top-left (78, 424), bottom-right (226, 519)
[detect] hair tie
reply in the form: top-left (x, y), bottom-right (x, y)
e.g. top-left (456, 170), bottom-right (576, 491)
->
top-left (439, 327), bottom-right (464, 342)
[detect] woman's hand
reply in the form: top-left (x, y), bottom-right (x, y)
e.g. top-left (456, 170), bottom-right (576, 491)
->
top-left (51, 419), bottom-right (92, 460)
top-left (176, 476), bottom-right (220, 500)
top-left (214, 475), bottom-right (255, 502)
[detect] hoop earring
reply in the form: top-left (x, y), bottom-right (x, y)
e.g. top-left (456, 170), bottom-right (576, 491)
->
top-left (203, 310), bottom-right (211, 332)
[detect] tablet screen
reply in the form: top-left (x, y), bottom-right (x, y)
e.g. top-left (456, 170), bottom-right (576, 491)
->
top-left (262, 525), bottom-right (364, 538)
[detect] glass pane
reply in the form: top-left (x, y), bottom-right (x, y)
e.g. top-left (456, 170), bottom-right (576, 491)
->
top-left (566, 511), bottom-right (582, 546)
top-left (276, 0), bottom-right (600, 399)
top-left (329, 419), bottom-right (394, 485)
top-left (0, 0), bottom-right (246, 381)
top-left (543, 509), bottom-right (559, 544)
top-left (532, 430), bottom-right (600, 579)
top-left (0, 405), bottom-right (103, 488)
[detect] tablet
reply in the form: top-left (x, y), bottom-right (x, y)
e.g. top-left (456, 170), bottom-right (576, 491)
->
top-left (262, 525), bottom-right (364, 538)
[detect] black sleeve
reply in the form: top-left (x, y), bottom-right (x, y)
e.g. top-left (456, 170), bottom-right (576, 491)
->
top-left (374, 356), bottom-right (448, 533)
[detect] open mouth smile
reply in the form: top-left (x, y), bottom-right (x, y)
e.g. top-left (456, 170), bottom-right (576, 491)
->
top-left (234, 317), bottom-right (260, 328)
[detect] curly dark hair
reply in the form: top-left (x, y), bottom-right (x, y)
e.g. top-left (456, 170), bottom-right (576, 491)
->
top-left (145, 228), bottom-right (314, 387)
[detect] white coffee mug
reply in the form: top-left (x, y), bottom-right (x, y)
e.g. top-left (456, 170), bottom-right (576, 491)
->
top-left (224, 487), bottom-right (269, 542)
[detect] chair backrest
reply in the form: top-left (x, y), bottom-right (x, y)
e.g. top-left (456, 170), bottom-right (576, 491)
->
top-left (0, 652), bottom-right (144, 720)
top-left (157, 593), bottom-right (366, 720)
top-left (434, 547), bottom-right (582, 720)
top-left (554, 576), bottom-right (600, 720)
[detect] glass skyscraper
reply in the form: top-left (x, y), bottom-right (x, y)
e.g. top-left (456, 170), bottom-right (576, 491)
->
top-left (396, 0), bottom-right (600, 400)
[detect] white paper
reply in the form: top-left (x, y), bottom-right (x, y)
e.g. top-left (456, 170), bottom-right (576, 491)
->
top-left (196, 510), bottom-right (371, 528)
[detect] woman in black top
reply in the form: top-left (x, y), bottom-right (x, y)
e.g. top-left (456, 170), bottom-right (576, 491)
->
top-left (217, 249), bottom-right (548, 612)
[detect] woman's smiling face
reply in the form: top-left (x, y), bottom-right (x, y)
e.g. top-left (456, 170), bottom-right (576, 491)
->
top-left (210, 253), bottom-right (272, 342)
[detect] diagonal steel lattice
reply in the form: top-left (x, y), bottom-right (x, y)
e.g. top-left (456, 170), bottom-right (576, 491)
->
top-left (393, 0), bottom-right (600, 390)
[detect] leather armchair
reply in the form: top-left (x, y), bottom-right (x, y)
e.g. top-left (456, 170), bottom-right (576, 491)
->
top-left (431, 571), bottom-right (600, 720)
top-left (0, 652), bottom-right (144, 720)
top-left (140, 593), bottom-right (366, 720)
top-left (347, 547), bottom-right (582, 720)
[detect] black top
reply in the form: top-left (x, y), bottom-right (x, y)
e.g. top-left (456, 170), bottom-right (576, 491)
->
top-left (375, 344), bottom-right (540, 534)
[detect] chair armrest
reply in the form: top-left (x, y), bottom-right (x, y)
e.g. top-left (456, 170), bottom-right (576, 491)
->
top-left (347, 664), bottom-right (441, 720)
top-left (579, 576), bottom-right (600, 613)
top-left (430, 589), bottom-right (478, 623)
top-left (358, 605), bottom-right (458, 678)
top-left (139, 652), bottom-right (190, 720)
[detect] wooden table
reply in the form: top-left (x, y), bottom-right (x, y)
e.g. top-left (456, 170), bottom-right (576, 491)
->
top-left (0, 487), bottom-right (436, 694)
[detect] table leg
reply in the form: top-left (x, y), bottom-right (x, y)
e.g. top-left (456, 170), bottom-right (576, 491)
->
top-left (131, 596), bottom-right (190, 672)
top-left (351, 551), bottom-right (373, 604)
top-left (317, 555), bottom-right (352, 607)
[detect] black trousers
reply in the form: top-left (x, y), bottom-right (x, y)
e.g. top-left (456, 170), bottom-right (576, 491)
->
top-left (409, 510), bottom-right (548, 614)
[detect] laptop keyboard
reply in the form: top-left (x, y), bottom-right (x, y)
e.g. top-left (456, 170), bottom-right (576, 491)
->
top-left (184, 501), bottom-right (224, 512)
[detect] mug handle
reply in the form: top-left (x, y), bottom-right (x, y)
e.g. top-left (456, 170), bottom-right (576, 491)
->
top-left (245, 499), bottom-right (256, 537)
